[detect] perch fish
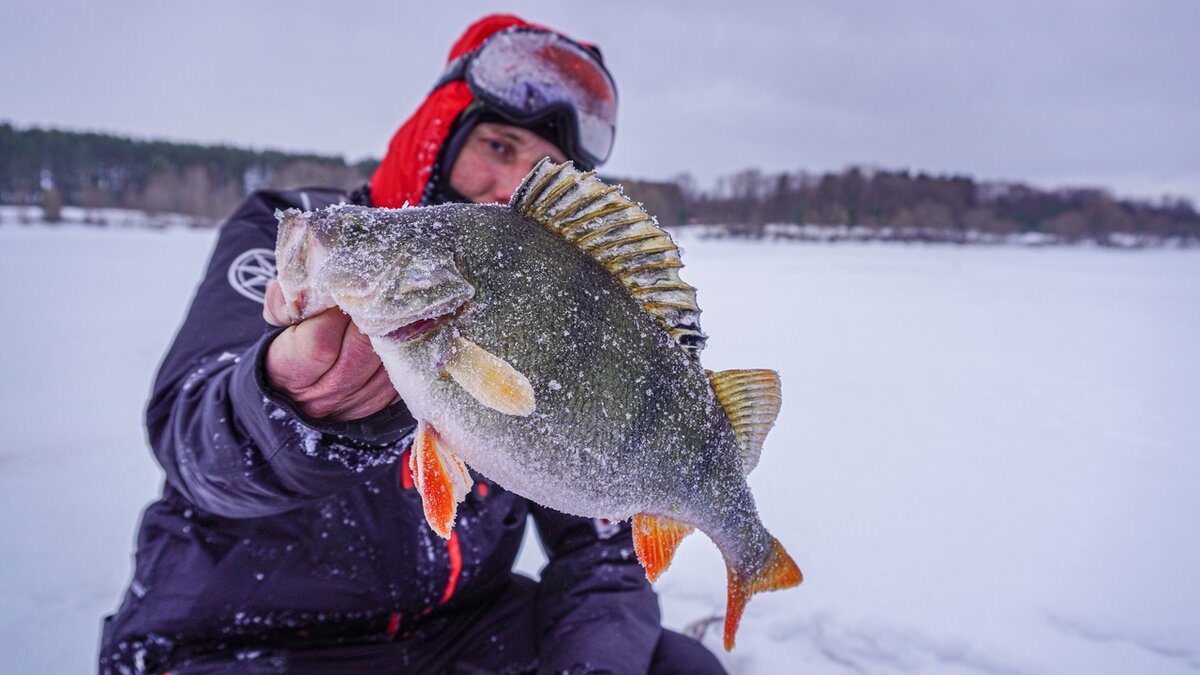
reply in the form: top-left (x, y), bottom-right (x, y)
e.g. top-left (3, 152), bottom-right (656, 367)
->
top-left (274, 159), bottom-right (802, 649)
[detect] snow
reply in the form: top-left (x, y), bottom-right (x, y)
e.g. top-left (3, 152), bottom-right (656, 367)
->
top-left (2, 225), bottom-right (1199, 674)
top-left (0, 204), bottom-right (214, 229)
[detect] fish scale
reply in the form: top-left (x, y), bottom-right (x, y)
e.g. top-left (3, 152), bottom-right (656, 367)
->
top-left (395, 204), bottom-right (703, 514)
top-left (274, 159), bottom-right (803, 650)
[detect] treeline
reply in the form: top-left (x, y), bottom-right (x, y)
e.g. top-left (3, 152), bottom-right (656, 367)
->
top-left (3, 123), bottom-right (1197, 243)
top-left (667, 168), bottom-right (1199, 243)
top-left (0, 123), bottom-right (375, 220)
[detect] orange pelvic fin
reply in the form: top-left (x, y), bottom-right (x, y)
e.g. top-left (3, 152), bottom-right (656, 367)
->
top-left (724, 537), bottom-right (803, 651)
top-left (411, 420), bottom-right (473, 539)
top-left (631, 513), bottom-right (695, 582)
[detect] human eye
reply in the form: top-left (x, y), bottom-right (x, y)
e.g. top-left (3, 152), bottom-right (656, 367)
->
top-left (482, 136), bottom-right (515, 160)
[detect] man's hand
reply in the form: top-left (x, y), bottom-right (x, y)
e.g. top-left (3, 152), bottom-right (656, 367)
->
top-left (263, 281), bottom-right (400, 422)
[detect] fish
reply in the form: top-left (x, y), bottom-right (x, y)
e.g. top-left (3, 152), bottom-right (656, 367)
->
top-left (274, 159), bottom-right (802, 650)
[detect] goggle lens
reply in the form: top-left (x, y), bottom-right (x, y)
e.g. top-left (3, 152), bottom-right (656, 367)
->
top-left (464, 29), bottom-right (617, 166)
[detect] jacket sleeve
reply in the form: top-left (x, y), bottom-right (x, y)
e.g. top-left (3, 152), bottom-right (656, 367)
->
top-left (146, 190), bottom-right (416, 519)
top-left (531, 507), bottom-right (663, 674)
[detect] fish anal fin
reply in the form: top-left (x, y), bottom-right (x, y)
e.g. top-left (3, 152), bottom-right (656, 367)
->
top-left (724, 537), bottom-right (803, 651)
top-left (631, 513), bottom-right (695, 583)
top-left (708, 369), bottom-right (782, 475)
top-left (411, 420), bottom-right (473, 539)
top-left (444, 337), bottom-right (536, 417)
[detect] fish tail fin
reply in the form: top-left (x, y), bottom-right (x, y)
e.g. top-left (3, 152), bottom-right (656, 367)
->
top-left (632, 513), bottom-right (695, 582)
top-left (723, 535), bottom-right (803, 651)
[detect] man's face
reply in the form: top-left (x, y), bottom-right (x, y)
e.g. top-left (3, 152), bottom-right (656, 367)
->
top-left (449, 122), bottom-right (568, 204)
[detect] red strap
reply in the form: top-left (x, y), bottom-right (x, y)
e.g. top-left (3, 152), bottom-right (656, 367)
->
top-left (439, 530), bottom-right (463, 604)
top-left (399, 448), bottom-right (414, 490)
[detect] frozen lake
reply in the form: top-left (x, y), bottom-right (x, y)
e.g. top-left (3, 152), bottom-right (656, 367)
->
top-left (1, 225), bottom-right (1197, 673)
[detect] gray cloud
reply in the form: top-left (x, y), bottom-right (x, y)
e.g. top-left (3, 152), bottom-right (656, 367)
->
top-left (2, 0), bottom-right (1196, 201)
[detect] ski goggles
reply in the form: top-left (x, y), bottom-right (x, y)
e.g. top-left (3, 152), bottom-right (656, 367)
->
top-left (434, 27), bottom-right (618, 168)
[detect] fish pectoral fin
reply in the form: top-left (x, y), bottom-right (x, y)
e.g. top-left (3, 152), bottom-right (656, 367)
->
top-left (411, 420), bottom-right (473, 539)
top-left (723, 536), bottom-right (803, 651)
top-left (631, 513), bottom-right (695, 583)
top-left (444, 337), bottom-right (536, 417)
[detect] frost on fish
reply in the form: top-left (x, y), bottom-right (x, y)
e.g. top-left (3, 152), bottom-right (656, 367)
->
top-left (274, 159), bottom-right (802, 650)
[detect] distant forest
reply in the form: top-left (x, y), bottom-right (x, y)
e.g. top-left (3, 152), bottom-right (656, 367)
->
top-left (675, 169), bottom-right (1199, 244)
top-left (2, 122), bottom-right (1197, 243)
top-left (0, 123), bottom-right (376, 220)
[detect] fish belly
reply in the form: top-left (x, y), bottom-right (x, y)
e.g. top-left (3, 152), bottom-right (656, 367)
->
top-left (372, 329), bottom-right (727, 523)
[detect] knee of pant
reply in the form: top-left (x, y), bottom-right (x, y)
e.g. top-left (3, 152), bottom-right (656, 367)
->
top-left (651, 629), bottom-right (727, 675)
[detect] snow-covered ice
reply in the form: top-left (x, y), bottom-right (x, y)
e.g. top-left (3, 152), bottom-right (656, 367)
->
top-left (1, 225), bottom-right (1197, 674)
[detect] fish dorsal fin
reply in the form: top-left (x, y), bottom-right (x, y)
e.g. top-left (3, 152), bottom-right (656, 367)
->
top-left (708, 369), bottom-right (782, 475)
top-left (511, 158), bottom-right (707, 359)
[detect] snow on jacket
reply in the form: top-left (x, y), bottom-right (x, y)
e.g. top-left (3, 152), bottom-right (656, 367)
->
top-left (98, 186), bottom-right (662, 673)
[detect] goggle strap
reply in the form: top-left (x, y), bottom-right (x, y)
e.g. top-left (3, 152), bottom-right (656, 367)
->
top-left (431, 54), bottom-right (470, 93)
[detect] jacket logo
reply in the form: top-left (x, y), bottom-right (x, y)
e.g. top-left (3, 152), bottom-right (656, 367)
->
top-left (593, 518), bottom-right (621, 540)
top-left (227, 248), bottom-right (276, 302)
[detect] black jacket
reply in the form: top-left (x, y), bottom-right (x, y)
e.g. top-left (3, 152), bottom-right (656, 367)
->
top-left (99, 188), bottom-right (662, 673)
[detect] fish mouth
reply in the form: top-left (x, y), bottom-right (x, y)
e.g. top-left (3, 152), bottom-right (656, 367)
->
top-left (385, 313), bottom-right (453, 342)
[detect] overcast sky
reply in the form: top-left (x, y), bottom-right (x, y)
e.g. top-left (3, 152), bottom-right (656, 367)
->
top-left (4, 1), bottom-right (1197, 202)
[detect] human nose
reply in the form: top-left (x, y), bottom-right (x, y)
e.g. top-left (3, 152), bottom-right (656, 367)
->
top-left (492, 165), bottom-right (535, 204)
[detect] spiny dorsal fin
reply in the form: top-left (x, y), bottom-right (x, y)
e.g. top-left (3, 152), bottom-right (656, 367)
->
top-left (708, 369), bottom-right (782, 475)
top-left (511, 158), bottom-right (707, 359)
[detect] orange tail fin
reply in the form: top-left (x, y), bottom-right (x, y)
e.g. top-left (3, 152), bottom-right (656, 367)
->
top-left (724, 537), bottom-right (803, 650)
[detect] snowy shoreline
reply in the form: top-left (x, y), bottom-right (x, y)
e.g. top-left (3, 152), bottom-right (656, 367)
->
top-left (3, 205), bottom-right (1195, 249)
top-left (667, 222), bottom-right (1195, 249)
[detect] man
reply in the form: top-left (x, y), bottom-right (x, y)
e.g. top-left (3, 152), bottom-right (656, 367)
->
top-left (100, 14), bottom-right (725, 674)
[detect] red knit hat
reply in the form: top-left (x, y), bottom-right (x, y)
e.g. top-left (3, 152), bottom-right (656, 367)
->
top-left (370, 14), bottom-right (560, 208)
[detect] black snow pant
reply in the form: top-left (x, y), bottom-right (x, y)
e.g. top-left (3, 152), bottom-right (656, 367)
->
top-left (168, 575), bottom-right (726, 674)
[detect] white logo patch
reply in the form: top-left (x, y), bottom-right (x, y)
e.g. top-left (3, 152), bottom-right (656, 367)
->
top-left (227, 248), bottom-right (276, 302)
top-left (592, 518), bottom-right (621, 540)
